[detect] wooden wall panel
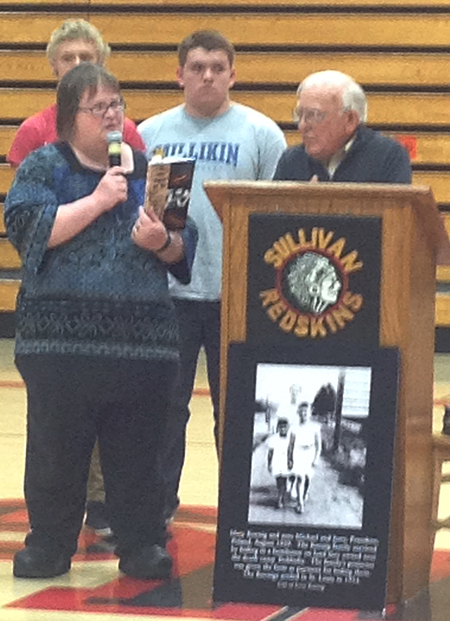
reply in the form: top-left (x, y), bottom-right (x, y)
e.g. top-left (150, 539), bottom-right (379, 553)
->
top-left (0, 51), bottom-right (54, 82)
top-left (443, 214), bottom-right (450, 241)
top-left (3, 50), bottom-right (450, 88)
top-left (0, 0), bottom-right (87, 4)
top-left (2, 13), bottom-right (450, 47)
top-left (412, 173), bottom-right (450, 205)
top-left (88, 0), bottom-right (450, 6)
top-left (93, 13), bottom-right (450, 47)
top-left (0, 14), bottom-right (89, 44)
top-left (230, 52), bottom-right (450, 88)
top-left (437, 266), bottom-right (450, 282)
top-left (0, 280), bottom-right (19, 313)
top-left (0, 165), bottom-right (14, 195)
top-left (0, 89), bottom-right (56, 119)
top-left (436, 296), bottom-right (450, 327)
top-left (0, 127), bottom-right (18, 157)
top-left (0, 238), bottom-right (21, 269)
top-left (2, 0), bottom-right (449, 5)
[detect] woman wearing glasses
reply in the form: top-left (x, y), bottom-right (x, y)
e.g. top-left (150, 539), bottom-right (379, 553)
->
top-left (4, 63), bottom-right (197, 581)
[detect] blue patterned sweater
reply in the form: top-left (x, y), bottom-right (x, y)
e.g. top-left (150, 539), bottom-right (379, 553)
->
top-left (4, 143), bottom-right (197, 361)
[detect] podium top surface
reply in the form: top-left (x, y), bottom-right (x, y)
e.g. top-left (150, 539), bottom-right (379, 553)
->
top-left (204, 180), bottom-right (450, 265)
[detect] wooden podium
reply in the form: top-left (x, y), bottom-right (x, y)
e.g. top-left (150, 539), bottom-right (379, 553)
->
top-left (204, 180), bottom-right (450, 604)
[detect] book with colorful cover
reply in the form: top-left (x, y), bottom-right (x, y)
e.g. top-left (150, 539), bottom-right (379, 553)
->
top-left (143, 153), bottom-right (195, 230)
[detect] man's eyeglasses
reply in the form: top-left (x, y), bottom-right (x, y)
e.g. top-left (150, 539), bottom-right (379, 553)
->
top-left (292, 106), bottom-right (328, 125)
top-left (78, 98), bottom-right (126, 118)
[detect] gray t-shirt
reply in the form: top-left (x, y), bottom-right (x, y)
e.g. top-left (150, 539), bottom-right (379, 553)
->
top-left (139, 103), bottom-right (287, 301)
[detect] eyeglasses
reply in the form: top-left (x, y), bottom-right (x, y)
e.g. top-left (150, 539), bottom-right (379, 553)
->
top-left (292, 106), bottom-right (328, 125)
top-left (78, 98), bottom-right (126, 118)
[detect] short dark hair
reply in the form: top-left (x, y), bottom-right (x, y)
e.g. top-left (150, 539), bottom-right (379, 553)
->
top-left (178, 30), bottom-right (235, 67)
top-left (57, 63), bottom-right (120, 141)
top-left (276, 417), bottom-right (289, 431)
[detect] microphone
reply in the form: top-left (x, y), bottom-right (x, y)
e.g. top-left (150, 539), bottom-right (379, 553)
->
top-left (107, 131), bottom-right (122, 167)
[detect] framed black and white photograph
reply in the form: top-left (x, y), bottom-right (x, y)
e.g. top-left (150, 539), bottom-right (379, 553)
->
top-left (214, 343), bottom-right (399, 612)
top-left (249, 363), bottom-right (370, 530)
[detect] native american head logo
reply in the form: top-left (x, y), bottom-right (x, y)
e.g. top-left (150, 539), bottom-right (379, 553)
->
top-left (260, 228), bottom-right (363, 339)
top-left (284, 252), bottom-right (343, 314)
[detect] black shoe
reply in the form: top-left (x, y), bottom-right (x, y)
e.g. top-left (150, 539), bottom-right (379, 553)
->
top-left (13, 546), bottom-right (71, 579)
top-left (119, 544), bottom-right (173, 580)
top-left (85, 501), bottom-right (112, 536)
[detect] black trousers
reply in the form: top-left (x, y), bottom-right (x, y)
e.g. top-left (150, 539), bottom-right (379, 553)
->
top-left (163, 299), bottom-right (220, 510)
top-left (16, 354), bottom-right (176, 559)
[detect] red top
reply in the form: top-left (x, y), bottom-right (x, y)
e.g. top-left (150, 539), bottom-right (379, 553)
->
top-left (7, 103), bottom-right (146, 167)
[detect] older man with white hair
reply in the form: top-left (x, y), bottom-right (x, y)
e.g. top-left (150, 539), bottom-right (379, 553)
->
top-left (274, 70), bottom-right (411, 183)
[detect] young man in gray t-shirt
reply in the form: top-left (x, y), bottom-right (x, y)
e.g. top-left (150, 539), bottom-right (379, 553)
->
top-left (139, 30), bottom-right (287, 520)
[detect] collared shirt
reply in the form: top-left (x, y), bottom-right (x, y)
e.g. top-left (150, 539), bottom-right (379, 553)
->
top-left (327, 135), bottom-right (356, 178)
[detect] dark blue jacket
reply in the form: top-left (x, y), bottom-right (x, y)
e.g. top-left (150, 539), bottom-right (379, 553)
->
top-left (273, 125), bottom-right (412, 184)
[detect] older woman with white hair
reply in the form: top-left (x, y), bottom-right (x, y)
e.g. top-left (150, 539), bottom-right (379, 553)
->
top-left (5, 63), bottom-right (197, 581)
top-left (7, 18), bottom-right (145, 168)
top-left (274, 70), bottom-right (411, 184)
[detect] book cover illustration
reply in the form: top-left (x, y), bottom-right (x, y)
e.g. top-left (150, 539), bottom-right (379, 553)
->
top-left (143, 154), bottom-right (195, 229)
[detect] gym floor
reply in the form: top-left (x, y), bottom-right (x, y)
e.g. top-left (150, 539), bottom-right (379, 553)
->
top-left (1, 339), bottom-right (450, 621)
